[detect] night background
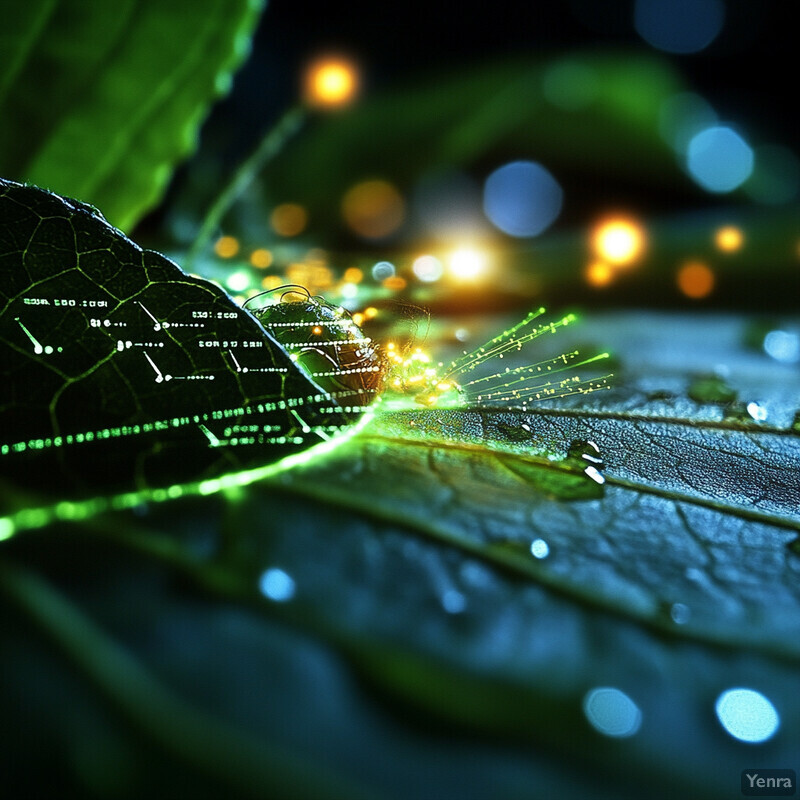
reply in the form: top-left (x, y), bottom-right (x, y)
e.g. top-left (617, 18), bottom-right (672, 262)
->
top-left (1, 1), bottom-right (799, 798)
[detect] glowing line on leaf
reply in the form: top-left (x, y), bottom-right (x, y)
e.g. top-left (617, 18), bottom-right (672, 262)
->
top-left (0, 404), bottom-right (376, 543)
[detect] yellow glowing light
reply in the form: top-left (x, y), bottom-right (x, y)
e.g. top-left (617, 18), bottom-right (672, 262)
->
top-left (714, 225), bottom-right (744, 252)
top-left (592, 217), bottom-right (646, 266)
top-left (352, 312), bottom-right (365, 326)
top-left (343, 267), bottom-right (363, 283)
top-left (382, 275), bottom-right (407, 291)
top-left (585, 261), bottom-right (615, 287)
top-left (250, 248), bottom-right (273, 268)
top-left (214, 235), bottom-right (240, 259)
top-left (386, 342), bottom-right (396, 351)
top-left (304, 56), bottom-right (359, 107)
top-left (312, 325), bottom-right (323, 335)
top-left (341, 180), bottom-right (405, 239)
top-left (677, 260), bottom-right (715, 299)
top-left (364, 306), bottom-right (378, 319)
top-left (449, 248), bottom-right (485, 280)
top-left (261, 275), bottom-right (283, 290)
top-left (270, 203), bottom-right (308, 237)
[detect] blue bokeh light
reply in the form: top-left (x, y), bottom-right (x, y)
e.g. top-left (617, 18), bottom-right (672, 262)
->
top-left (715, 688), bottom-right (780, 743)
top-left (483, 161), bottom-right (563, 237)
top-left (687, 126), bottom-right (754, 193)
top-left (635, 0), bottom-right (725, 54)
top-left (583, 687), bottom-right (642, 738)
top-left (259, 567), bottom-right (296, 602)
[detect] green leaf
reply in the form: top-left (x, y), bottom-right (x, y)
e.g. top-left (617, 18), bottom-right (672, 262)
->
top-left (2, 182), bottom-right (800, 797)
top-left (0, 177), bottom-right (370, 495)
top-left (0, 0), bottom-right (264, 231)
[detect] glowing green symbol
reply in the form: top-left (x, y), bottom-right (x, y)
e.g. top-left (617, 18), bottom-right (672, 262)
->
top-left (15, 318), bottom-right (60, 355)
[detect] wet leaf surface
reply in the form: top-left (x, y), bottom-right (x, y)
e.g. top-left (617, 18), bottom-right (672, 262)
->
top-left (1, 181), bottom-right (799, 798)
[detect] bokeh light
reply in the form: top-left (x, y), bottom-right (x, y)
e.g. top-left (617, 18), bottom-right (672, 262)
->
top-left (249, 248), bottom-right (273, 268)
top-left (677, 260), bottom-right (715, 299)
top-left (530, 538), bottom-right (550, 559)
top-left (582, 687), bottom-right (642, 738)
top-left (225, 270), bottom-right (251, 293)
top-left (763, 330), bottom-right (800, 364)
top-left (744, 144), bottom-right (800, 205)
top-left (483, 160), bottom-right (563, 237)
top-left (449, 248), bottom-right (485, 280)
top-left (585, 261), bottom-right (614, 287)
top-left (658, 92), bottom-right (718, 154)
top-left (214, 235), bottom-right (239, 259)
top-left (715, 688), bottom-right (780, 743)
top-left (342, 179), bottom-right (405, 239)
top-left (303, 55), bottom-right (359, 107)
top-left (259, 568), bottom-right (296, 602)
top-left (687, 126), bottom-right (754, 193)
top-left (412, 254), bottom-right (444, 283)
top-left (270, 203), bottom-right (308, 237)
top-left (714, 225), bottom-right (743, 253)
top-left (591, 217), bottom-right (646, 266)
top-left (371, 260), bottom-right (396, 281)
top-left (634, 0), bottom-right (725, 54)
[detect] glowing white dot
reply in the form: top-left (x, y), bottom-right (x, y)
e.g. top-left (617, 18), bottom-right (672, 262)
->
top-left (371, 261), bottom-right (395, 281)
top-left (530, 538), bottom-right (550, 559)
top-left (746, 402), bottom-right (768, 422)
top-left (412, 254), bottom-right (444, 282)
top-left (635, 0), bottom-right (725, 54)
top-left (449, 248), bottom-right (485, 280)
top-left (715, 688), bottom-right (780, 743)
top-left (339, 282), bottom-right (358, 299)
top-left (764, 330), bottom-right (800, 364)
top-left (259, 568), bottom-right (296, 602)
top-left (226, 271), bottom-right (251, 293)
top-left (687, 126), bottom-right (753, 193)
top-left (483, 161), bottom-right (563, 237)
top-left (583, 687), bottom-right (642, 738)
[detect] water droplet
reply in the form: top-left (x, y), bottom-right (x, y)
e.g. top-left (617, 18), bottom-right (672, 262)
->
top-left (530, 538), bottom-right (550, 559)
top-left (497, 421), bottom-right (533, 443)
top-left (582, 687), bottom-right (642, 738)
top-left (566, 439), bottom-right (606, 485)
top-left (258, 567), bottom-right (296, 602)
top-left (745, 401), bottom-right (768, 422)
top-left (669, 602), bottom-right (691, 624)
top-left (715, 688), bottom-right (780, 743)
top-left (441, 589), bottom-right (467, 614)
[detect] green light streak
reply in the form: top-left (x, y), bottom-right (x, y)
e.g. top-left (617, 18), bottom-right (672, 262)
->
top-left (0, 404), bottom-right (377, 542)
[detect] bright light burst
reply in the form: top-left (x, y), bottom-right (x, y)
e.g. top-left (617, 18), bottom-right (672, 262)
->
top-left (591, 217), bottom-right (646, 266)
top-left (303, 55), bottom-right (359, 107)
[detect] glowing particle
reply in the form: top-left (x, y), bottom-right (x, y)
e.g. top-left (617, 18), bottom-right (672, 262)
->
top-left (591, 217), bottom-right (645, 266)
top-left (225, 271), bottom-right (251, 293)
top-left (341, 180), bottom-right (405, 239)
top-left (483, 160), bottom-right (563, 237)
top-left (214, 236), bottom-right (240, 259)
top-left (382, 275), bottom-right (407, 291)
top-left (250, 248), bottom-right (273, 268)
top-left (371, 261), bottom-right (395, 281)
top-left (687, 126), bottom-right (753, 193)
top-left (677, 261), bottom-right (715, 299)
top-left (634, 0), bottom-right (725, 54)
top-left (339, 282), bottom-right (358, 299)
top-left (714, 225), bottom-right (743, 252)
top-left (363, 306), bottom-right (378, 319)
top-left (304, 55), bottom-right (359, 107)
top-left (449, 248), bottom-right (485, 280)
top-left (270, 203), bottom-right (308, 237)
top-left (583, 687), bottom-right (642, 738)
top-left (585, 261), bottom-right (615, 287)
top-left (343, 267), bottom-right (363, 284)
top-left (530, 538), bottom-right (549, 559)
top-left (259, 567), bottom-right (296, 602)
top-left (715, 688), bottom-right (779, 743)
top-left (412, 254), bottom-right (444, 283)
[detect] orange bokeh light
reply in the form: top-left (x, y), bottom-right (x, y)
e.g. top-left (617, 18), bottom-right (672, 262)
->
top-left (341, 179), bottom-right (405, 239)
top-left (304, 56), bottom-right (359, 107)
top-left (270, 203), bottom-right (308, 237)
top-left (677, 261), bottom-right (715, 299)
top-left (214, 235), bottom-right (239, 259)
top-left (585, 261), bottom-right (614, 287)
top-left (591, 217), bottom-right (646, 266)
